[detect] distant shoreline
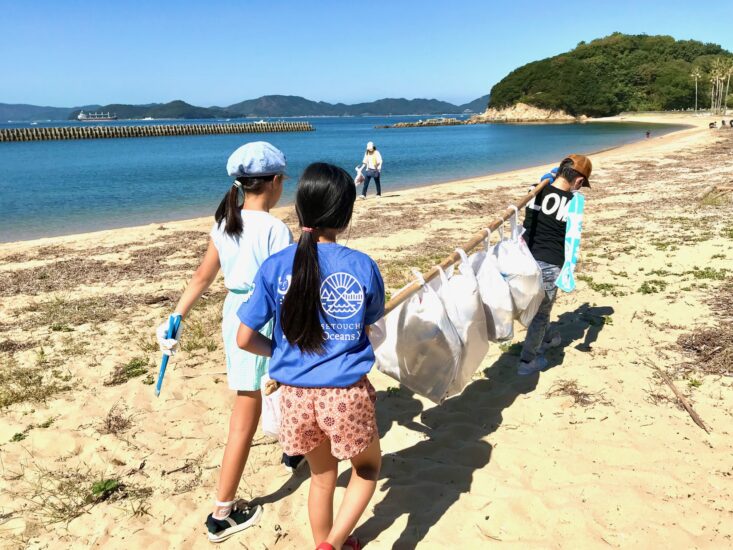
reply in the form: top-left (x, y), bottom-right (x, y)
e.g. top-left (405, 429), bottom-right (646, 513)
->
top-left (3, 111), bottom-right (718, 125)
top-left (0, 114), bottom-right (710, 247)
top-left (2, 113), bottom-right (478, 124)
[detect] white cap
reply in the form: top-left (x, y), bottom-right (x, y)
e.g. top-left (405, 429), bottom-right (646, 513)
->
top-left (366, 141), bottom-right (374, 150)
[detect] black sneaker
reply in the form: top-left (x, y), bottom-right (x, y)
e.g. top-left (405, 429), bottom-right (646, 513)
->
top-left (205, 501), bottom-right (262, 543)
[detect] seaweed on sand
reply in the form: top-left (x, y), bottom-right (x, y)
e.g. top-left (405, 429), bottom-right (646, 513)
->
top-left (545, 379), bottom-right (611, 407)
top-left (675, 280), bottom-right (733, 377)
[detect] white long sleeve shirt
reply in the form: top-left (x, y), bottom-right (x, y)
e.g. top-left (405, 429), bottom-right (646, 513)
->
top-left (362, 150), bottom-right (383, 171)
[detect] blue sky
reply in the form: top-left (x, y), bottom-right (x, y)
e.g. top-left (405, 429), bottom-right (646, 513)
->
top-left (2, 0), bottom-right (732, 107)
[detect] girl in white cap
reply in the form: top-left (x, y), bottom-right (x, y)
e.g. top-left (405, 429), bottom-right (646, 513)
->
top-left (358, 141), bottom-right (383, 199)
top-left (155, 141), bottom-right (300, 542)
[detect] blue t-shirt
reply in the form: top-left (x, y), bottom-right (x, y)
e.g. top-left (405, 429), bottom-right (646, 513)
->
top-left (237, 243), bottom-right (385, 388)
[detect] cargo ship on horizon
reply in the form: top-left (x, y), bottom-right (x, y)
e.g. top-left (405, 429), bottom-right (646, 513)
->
top-left (77, 110), bottom-right (118, 121)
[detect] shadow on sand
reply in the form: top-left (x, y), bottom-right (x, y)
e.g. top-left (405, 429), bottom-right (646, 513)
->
top-left (349, 350), bottom-right (538, 548)
top-left (548, 302), bottom-right (615, 367)
top-left (255, 302), bottom-right (613, 548)
top-left (350, 301), bottom-right (615, 547)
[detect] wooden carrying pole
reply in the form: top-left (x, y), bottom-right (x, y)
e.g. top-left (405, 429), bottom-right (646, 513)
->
top-left (383, 177), bottom-right (552, 316)
top-left (264, 177), bottom-right (552, 396)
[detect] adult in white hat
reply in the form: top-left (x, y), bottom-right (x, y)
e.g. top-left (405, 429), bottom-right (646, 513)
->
top-left (357, 141), bottom-right (383, 199)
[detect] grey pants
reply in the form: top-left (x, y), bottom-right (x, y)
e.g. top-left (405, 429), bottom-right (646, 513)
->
top-left (520, 260), bottom-right (561, 362)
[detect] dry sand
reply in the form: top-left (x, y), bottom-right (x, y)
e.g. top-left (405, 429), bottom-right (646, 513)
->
top-left (1, 113), bottom-right (731, 549)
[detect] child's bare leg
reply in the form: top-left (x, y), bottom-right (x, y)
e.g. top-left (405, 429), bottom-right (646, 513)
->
top-left (214, 390), bottom-right (261, 517)
top-left (305, 439), bottom-right (338, 544)
top-left (327, 438), bottom-right (381, 548)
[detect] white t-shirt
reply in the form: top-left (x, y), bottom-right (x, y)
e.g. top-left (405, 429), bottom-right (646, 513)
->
top-left (362, 150), bottom-right (383, 171)
top-left (210, 210), bottom-right (293, 291)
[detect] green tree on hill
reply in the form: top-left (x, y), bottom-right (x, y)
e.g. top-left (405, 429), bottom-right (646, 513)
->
top-left (488, 33), bottom-right (733, 117)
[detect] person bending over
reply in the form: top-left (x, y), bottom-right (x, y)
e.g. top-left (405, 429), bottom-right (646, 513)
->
top-left (518, 154), bottom-right (592, 375)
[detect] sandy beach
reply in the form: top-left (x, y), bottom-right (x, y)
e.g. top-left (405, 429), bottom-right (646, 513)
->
top-left (1, 113), bottom-right (731, 549)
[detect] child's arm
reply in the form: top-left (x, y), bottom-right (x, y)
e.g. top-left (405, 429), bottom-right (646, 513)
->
top-left (156, 240), bottom-right (220, 355)
top-left (173, 240), bottom-right (220, 318)
top-left (236, 323), bottom-right (273, 357)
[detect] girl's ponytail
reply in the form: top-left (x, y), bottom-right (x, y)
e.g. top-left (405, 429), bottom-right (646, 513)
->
top-left (215, 177), bottom-right (273, 238)
top-left (281, 228), bottom-right (325, 353)
top-left (281, 163), bottom-right (356, 354)
top-left (214, 183), bottom-right (244, 237)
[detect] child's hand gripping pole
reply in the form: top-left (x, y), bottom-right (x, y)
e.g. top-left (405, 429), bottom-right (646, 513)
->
top-left (155, 314), bottom-right (182, 397)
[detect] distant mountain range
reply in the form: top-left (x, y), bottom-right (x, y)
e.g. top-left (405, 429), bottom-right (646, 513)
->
top-left (0, 94), bottom-right (490, 121)
top-left (0, 103), bottom-right (102, 122)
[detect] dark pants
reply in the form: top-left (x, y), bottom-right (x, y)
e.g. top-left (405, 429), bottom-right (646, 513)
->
top-left (361, 174), bottom-right (381, 196)
top-left (520, 261), bottom-right (562, 362)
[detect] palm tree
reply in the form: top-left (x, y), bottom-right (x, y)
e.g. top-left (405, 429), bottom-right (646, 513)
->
top-left (709, 59), bottom-right (725, 115)
top-left (690, 68), bottom-right (702, 113)
top-left (721, 58), bottom-right (733, 115)
top-left (707, 57), bottom-right (733, 115)
top-left (725, 62), bottom-right (732, 114)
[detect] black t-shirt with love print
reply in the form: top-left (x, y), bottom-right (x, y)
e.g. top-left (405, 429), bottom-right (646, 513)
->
top-left (523, 184), bottom-right (574, 267)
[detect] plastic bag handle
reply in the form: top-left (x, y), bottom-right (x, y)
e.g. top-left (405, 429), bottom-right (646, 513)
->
top-left (508, 205), bottom-right (520, 239)
top-left (482, 228), bottom-right (491, 250)
top-left (454, 248), bottom-right (471, 275)
top-left (455, 247), bottom-right (469, 265)
top-left (411, 268), bottom-right (426, 286)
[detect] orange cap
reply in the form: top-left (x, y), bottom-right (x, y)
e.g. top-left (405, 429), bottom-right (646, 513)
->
top-left (566, 154), bottom-right (592, 182)
top-left (561, 154), bottom-right (593, 187)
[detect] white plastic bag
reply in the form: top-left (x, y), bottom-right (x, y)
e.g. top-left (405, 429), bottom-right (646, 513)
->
top-left (493, 207), bottom-right (544, 327)
top-left (371, 271), bottom-right (463, 404)
top-left (260, 373), bottom-right (281, 438)
top-left (354, 165), bottom-right (365, 186)
top-left (433, 249), bottom-right (490, 396)
top-left (469, 229), bottom-right (515, 341)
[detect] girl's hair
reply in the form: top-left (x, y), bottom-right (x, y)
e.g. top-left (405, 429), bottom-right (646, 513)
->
top-left (366, 145), bottom-right (378, 152)
top-left (281, 162), bottom-right (356, 353)
top-left (214, 175), bottom-right (274, 237)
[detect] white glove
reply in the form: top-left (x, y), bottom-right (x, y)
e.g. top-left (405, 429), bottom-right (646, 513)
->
top-left (156, 315), bottom-right (183, 356)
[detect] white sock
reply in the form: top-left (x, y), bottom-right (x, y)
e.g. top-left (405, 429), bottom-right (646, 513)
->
top-left (213, 499), bottom-right (235, 520)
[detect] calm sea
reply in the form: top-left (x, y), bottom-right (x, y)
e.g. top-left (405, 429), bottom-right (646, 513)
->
top-left (0, 116), bottom-right (683, 242)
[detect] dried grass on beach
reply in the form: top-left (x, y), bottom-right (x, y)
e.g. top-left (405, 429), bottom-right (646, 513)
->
top-left (545, 379), bottom-right (611, 407)
top-left (0, 249), bottom-right (200, 297)
top-left (677, 324), bottom-right (733, 377)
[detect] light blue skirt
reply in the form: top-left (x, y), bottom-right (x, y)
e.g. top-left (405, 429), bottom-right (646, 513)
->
top-left (222, 289), bottom-right (273, 391)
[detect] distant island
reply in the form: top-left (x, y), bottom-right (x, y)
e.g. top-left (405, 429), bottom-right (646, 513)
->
top-left (486, 33), bottom-right (733, 119)
top-left (0, 95), bottom-right (490, 122)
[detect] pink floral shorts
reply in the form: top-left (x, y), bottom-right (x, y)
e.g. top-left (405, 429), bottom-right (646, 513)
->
top-left (279, 376), bottom-right (378, 460)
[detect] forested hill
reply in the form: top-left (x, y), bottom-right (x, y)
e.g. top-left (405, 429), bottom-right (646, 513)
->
top-left (488, 33), bottom-right (732, 117)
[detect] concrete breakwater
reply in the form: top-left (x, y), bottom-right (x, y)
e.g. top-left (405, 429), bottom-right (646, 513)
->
top-left (0, 121), bottom-right (314, 142)
top-left (376, 117), bottom-right (464, 129)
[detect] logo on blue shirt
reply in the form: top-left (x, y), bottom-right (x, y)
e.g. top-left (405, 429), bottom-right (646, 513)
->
top-left (277, 275), bottom-right (291, 295)
top-left (320, 272), bottom-right (364, 319)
